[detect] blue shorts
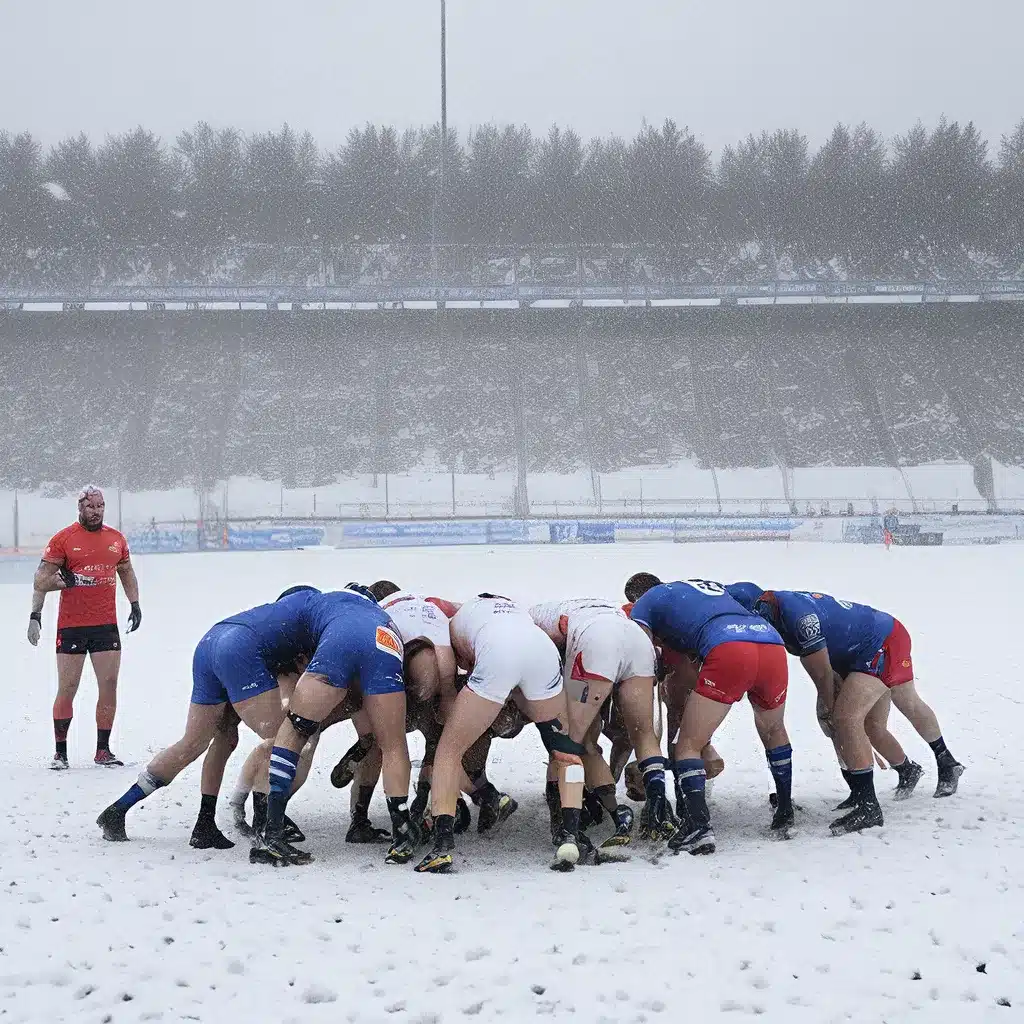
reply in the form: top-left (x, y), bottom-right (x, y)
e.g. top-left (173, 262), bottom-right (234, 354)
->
top-left (305, 615), bottom-right (405, 696)
top-left (191, 623), bottom-right (280, 706)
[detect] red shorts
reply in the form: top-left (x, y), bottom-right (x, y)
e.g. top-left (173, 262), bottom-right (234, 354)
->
top-left (695, 641), bottom-right (788, 711)
top-left (872, 619), bottom-right (914, 688)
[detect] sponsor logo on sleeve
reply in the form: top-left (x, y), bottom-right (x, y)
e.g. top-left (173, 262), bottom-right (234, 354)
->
top-left (375, 625), bottom-right (404, 660)
top-left (796, 613), bottom-right (822, 643)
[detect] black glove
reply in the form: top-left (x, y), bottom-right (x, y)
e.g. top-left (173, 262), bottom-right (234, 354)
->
top-left (127, 601), bottom-right (142, 632)
top-left (59, 566), bottom-right (97, 588)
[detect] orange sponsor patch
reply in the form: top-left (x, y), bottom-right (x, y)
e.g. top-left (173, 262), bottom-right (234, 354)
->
top-left (375, 625), bottom-right (403, 659)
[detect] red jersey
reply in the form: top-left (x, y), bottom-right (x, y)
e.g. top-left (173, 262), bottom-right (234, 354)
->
top-left (42, 523), bottom-right (130, 629)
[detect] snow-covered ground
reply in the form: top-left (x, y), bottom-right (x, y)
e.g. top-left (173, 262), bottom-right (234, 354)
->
top-left (2, 542), bottom-right (1022, 1023)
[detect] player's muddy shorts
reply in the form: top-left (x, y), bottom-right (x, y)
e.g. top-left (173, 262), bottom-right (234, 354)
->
top-left (696, 640), bottom-right (788, 711)
top-left (853, 618), bottom-right (914, 688)
top-left (56, 623), bottom-right (120, 655)
top-left (191, 623), bottom-right (279, 706)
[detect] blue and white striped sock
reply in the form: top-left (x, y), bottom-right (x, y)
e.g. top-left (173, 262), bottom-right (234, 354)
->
top-left (266, 747), bottom-right (300, 833)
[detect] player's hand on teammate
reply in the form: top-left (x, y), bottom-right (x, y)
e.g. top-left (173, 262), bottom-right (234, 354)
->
top-left (58, 566), bottom-right (98, 588)
top-left (27, 613), bottom-right (41, 646)
top-left (127, 601), bottom-right (143, 633)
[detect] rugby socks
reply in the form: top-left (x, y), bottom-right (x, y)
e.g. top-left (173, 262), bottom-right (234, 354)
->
top-left (840, 767), bottom-right (855, 792)
top-left (673, 758), bottom-right (710, 831)
top-left (848, 767), bottom-right (878, 804)
top-left (639, 756), bottom-right (668, 800)
top-left (197, 793), bottom-right (218, 825)
top-left (928, 736), bottom-right (957, 768)
top-left (114, 770), bottom-right (165, 812)
top-left (766, 744), bottom-right (793, 812)
top-left (251, 792), bottom-right (268, 833)
top-left (352, 784), bottom-right (375, 823)
top-left (591, 783), bottom-right (619, 816)
top-left (267, 747), bottom-right (300, 832)
top-left (96, 728), bottom-right (111, 753)
top-left (560, 805), bottom-right (582, 836)
top-left (53, 717), bottom-right (72, 759)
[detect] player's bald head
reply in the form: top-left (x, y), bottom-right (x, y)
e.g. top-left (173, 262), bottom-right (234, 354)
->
top-left (77, 485), bottom-right (105, 530)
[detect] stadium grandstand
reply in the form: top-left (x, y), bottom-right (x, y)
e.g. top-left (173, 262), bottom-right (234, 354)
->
top-left (2, 247), bottom-right (1023, 535)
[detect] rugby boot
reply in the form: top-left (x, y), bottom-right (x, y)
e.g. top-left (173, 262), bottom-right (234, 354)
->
top-left (669, 824), bottom-right (716, 856)
top-left (415, 815), bottom-right (455, 873)
top-left (249, 826), bottom-right (312, 866)
top-left (96, 803), bottom-right (129, 842)
top-left (346, 817), bottom-right (391, 843)
top-left (453, 797), bottom-right (472, 835)
top-left (189, 819), bottom-right (235, 850)
top-left (282, 815), bottom-right (306, 844)
top-left (893, 760), bottom-right (924, 801)
top-left (50, 753), bottom-right (69, 771)
top-left (94, 750), bottom-right (124, 767)
top-left (477, 788), bottom-right (518, 834)
top-left (934, 759), bottom-right (965, 798)
top-left (770, 802), bottom-right (795, 835)
top-left (550, 828), bottom-right (581, 872)
top-left (829, 798), bottom-right (884, 836)
top-left (598, 805), bottom-right (635, 861)
top-left (834, 791), bottom-right (858, 811)
top-left (330, 734), bottom-right (374, 789)
top-left (639, 793), bottom-right (677, 840)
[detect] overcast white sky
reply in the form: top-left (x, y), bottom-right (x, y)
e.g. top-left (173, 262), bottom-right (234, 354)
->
top-left (6, 0), bottom-right (1022, 156)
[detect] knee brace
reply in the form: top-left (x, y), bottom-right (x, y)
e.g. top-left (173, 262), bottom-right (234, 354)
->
top-left (287, 710), bottom-right (320, 739)
top-left (535, 719), bottom-right (586, 763)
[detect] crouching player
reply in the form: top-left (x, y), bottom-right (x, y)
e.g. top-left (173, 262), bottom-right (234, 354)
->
top-left (415, 594), bottom-right (587, 874)
top-left (530, 598), bottom-right (671, 852)
top-left (97, 586), bottom-right (316, 845)
top-left (747, 587), bottom-right (965, 835)
top-left (627, 576), bottom-right (793, 855)
top-left (250, 585), bottom-right (416, 866)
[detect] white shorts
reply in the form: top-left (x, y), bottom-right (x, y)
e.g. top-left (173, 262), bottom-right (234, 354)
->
top-left (467, 623), bottom-right (563, 705)
top-left (564, 615), bottom-right (656, 702)
top-left (384, 598), bottom-right (451, 650)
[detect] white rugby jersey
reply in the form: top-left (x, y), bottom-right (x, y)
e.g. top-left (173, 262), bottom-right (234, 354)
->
top-left (529, 597), bottom-right (626, 642)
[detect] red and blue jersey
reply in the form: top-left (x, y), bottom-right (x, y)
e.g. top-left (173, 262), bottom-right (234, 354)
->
top-left (753, 590), bottom-right (895, 676)
top-left (629, 579), bottom-right (783, 659)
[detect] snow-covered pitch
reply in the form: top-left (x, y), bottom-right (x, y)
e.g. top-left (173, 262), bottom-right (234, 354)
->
top-left (3, 542), bottom-right (1022, 1023)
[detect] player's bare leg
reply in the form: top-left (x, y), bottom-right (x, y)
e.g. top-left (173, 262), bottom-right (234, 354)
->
top-left (617, 674), bottom-right (676, 840)
top-left (752, 703), bottom-right (796, 834)
top-left (668, 691), bottom-right (731, 855)
top-left (98, 687), bottom-right (287, 843)
top-left (561, 675), bottom-right (630, 853)
top-left (862, 691), bottom-right (926, 802)
top-left (830, 672), bottom-right (887, 834)
top-left (90, 649), bottom-right (122, 765)
top-left (890, 680), bottom-right (965, 797)
top-left (346, 743), bottom-right (390, 843)
top-left (518, 689), bottom-right (587, 871)
top-left (51, 653), bottom-right (87, 769)
top-left (188, 708), bottom-right (240, 849)
top-left (416, 687), bottom-right (503, 873)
